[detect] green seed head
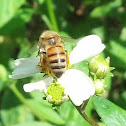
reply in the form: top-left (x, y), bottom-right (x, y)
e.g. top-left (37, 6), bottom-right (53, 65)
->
top-left (94, 79), bottom-right (106, 95)
top-left (89, 56), bottom-right (110, 78)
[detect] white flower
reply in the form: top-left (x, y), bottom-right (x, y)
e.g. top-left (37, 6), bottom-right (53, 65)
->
top-left (9, 35), bottom-right (105, 106)
top-left (9, 57), bottom-right (40, 79)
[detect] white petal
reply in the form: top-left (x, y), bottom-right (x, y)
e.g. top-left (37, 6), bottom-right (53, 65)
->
top-left (69, 35), bottom-right (105, 65)
top-left (23, 76), bottom-right (53, 92)
top-left (9, 57), bottom-right (40, 79)
top-left (59, 69), bottom-right (95, 106)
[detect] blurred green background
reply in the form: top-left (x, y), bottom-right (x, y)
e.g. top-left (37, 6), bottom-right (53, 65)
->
top-left (0, 0), bottom-right (126, 126)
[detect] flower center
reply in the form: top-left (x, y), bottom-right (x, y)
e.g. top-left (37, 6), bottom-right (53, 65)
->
top-left (46, 84), bottom-right (67, 105)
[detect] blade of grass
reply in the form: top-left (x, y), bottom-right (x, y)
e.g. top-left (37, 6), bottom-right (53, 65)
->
top-left (45, 0), bottom-right (59, 31)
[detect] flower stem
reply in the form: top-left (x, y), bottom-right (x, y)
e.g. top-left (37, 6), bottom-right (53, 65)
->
top-left (10, 84), bottom-right (26, 103)
top-left (75, 100), bottom-right (99, 126)
top-left (10, 84), bottom-right (44, 121)
top-left (46, 0), bottom-right (59, 31)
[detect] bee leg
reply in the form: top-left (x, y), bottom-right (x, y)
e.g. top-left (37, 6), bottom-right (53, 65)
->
top-left (53, 77), bottom-right (58, 83)
top-left (65, 50), bottom-right (70, 68)
top-left (43, 73), bottom-right (47, 77)
top-left (37, 51), bottom-right (46, 67)
top-left (65, 50), bottom-right (68, 57)
top-left (37, 50), bottom-right (46, 56)
top-left (36, 50), bottom-right (40, 57)
top-left (42, 51), bottom-right (46, 54)
top-left (36, 64), bottom-right (42, 72)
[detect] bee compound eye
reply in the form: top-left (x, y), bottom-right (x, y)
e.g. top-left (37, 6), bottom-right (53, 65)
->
top-left (48, 38), bottom-right (56, 45)
top-left (39, 37), bottom-right (44, 42)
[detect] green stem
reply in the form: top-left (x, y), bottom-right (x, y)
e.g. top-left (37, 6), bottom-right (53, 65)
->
top-left (75, 100), bottom-right (99, 126)
top-left (46, 0), bottom-right (59, 31)
top-left (10, 84), bottom-right (44, 121)
top-left (10, 84), bottom-right (26, 104)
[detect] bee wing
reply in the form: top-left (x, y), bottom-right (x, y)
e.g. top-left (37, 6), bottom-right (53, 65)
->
top-left (61, 36), bottom-right (78, 44)
top-left (29, 42), bottom-right (40, 54)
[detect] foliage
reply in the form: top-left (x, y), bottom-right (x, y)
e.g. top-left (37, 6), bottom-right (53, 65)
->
top-left (93, 96), bottom-right (126, 126)
top-left (0, 0), bottom-right (126, 126)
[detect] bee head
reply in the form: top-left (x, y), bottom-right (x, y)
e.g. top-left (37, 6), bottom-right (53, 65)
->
top-left (48, 37), bottom-right (56, 45)
top-left (40, 30), bottom-right (62, 49)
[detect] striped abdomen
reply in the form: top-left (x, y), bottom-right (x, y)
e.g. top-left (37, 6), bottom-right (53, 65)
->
top-left (47, 46), bottom-right (67, 78)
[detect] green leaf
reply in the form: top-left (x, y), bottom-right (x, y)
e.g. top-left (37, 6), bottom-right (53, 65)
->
top-left (26, 100), bottom-right (65, 125)
top-left (116, 91), bottom-right (126, 110)
top-left (120, 27), bottom-right (126, 41)
top-left (0, 0), bottom-right (25, 28)
top-left (0, 8), bottom-right (33, 37)
top-left (1, 88), bottom-right (65, 125)
top-left (72, 61), bottom-right (89, 75)
top-left (106, 40), bottom-right (126, 69)
top-left (0, 122), bottom-right (3, 126)
top-left (93, 96), bottom-right (126, 126)
top-left (90, 0), bottom-right (121, 18)
top-left (36, 0), bottom-right (45, 4)
top-left (0, 64), bottom-right (7, 81)
top-left (41, 15), bottom-right (52, 30)
top-left (104, 72), bottom-right (112, 90)
top-left (0, 64), bottom-right (8, 91)
top-left (0, 90), bottom-right (34, 126)
top-left (91, 26), bottom-right (105, 40)
top-left (58, 102), bottom-right (91, 126)
top-left (13, 121), bottom-right (54, 126)
top-left (1, 105), bottom-right (34, 126)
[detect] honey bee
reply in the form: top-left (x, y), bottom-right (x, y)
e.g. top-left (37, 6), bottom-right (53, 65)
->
top-left (30, 30), bottom-right (76, 78)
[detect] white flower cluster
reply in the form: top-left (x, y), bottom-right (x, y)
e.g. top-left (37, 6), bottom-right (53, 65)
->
top-left (9, 35), bottom-right (105, 106)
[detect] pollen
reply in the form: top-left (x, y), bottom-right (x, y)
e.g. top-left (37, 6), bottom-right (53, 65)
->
top-left (46, 84), bottom-right (65, 105)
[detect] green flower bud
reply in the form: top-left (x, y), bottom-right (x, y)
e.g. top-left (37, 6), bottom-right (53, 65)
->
top-left (46, 84), bottom-right (69, 105)
top-left (94, 79), bottom-right (105, 95)
top-left (89, 56), bottom-right (110, 78)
